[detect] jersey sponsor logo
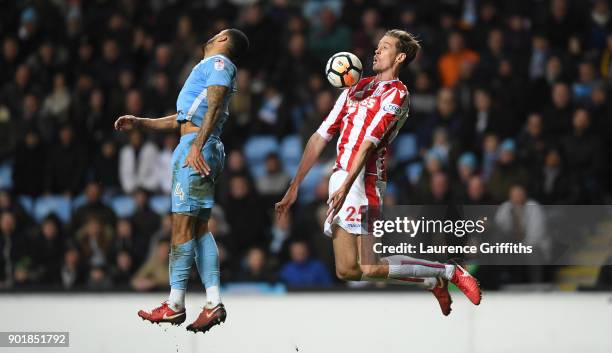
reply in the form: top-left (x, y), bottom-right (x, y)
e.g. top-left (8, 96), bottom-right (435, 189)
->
top-left (382, 103), bottom-right (403, 115)
top-left (214, 59), bottom-right (225, 71)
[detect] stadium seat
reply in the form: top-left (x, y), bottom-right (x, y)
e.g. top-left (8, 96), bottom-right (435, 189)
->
top-left (111, 195), bottom-right (136, 218)
top-left (243, 135), bottom-right (279, 178)
top-left (34, 195), bottom-right (72, 223)
top-left (71, 193), bottom-right (87, 210)
top-left (0, 161), bottom-right (13, 189)
top-left (405, 162), bottom-right (423, 185)
top-left (391, 134), bottom-right (417, 163)
top-left (149, 194), bottom-right (171, 215)
top-left (280, 135), bottom-right (302, 177)
top-left (17, 195), bottom-right (34, 215)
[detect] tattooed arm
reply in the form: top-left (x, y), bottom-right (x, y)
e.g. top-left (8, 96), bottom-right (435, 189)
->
top-left (182, 85), bottom-right (229, 176)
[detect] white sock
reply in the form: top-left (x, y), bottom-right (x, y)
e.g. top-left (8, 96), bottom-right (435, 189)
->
top-left (168, 288), bottom-right (185, 311)
top-left (385, 255), bottom-right (455, 280)
top-left (362, 274), bottom-right (438, 289)
top-left (205, 285), bottom-right (221, 307)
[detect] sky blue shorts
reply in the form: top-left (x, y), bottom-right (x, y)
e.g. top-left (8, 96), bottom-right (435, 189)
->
top-left (171, 133), bottom-right (225, 220)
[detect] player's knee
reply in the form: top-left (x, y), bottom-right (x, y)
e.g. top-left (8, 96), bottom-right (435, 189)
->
top-left (360, 264), bottom-right (387, 279)
top-left (335, 265), bottom-right (361, 281)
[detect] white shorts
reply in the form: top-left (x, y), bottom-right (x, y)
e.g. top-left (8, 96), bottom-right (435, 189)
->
top-left (324, 169), bottom-right (386, 236)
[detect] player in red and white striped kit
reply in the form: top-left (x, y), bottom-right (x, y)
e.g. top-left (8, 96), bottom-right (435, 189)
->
top-left (276, 30), bottom-right (481, 315)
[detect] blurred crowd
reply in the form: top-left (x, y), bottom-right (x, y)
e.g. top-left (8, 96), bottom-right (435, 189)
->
top-left (1, 0), bottom-right (611, 291)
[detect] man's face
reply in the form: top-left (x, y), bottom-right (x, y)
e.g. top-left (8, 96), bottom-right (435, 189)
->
top-left (373, 35), bottom-right (401, 73)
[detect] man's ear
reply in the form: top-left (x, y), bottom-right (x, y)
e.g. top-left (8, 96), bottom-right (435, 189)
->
top-left (395, 52), bottom-right (406, 65)
top-left (218, 35), bottom-right (229, 43)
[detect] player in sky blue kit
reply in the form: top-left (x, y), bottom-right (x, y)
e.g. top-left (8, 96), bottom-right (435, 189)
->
top-left (114, 28), bottom-right (249, 334)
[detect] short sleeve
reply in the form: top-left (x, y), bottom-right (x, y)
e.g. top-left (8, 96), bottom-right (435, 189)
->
top-left (316, 89), bottom-right (349, 141)
top-left (364, 88), bottom-right (407, 146)
top-left (206, 57), bottom-right (235, 87)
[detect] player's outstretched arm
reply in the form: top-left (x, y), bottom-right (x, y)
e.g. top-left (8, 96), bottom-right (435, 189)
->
top-left (114, 114), bottom-right (178, 131)
top-left (327, 140), bottom-right (376, 219)
top-left (275, 132), bottom-right (328, 217)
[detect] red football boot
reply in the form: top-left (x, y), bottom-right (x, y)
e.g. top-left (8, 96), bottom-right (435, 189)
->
top-left (137, 301), bottom-right (186, 325)
top-left (449, 262), bottom-right (482, 305)
top-left (186, 303), bottom-right (227, 334)
top-left (430, 277), bottom-right (452, 316)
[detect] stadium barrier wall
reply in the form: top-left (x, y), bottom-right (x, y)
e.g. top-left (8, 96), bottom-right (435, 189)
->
top-left (1, 292), bottom-right (610, 353)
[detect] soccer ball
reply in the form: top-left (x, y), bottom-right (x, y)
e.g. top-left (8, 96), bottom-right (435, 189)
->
top-left (325, 52), bottom-right (363, 88)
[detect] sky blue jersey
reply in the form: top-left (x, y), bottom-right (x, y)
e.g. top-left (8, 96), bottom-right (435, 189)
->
top-left (176, 54), bottom-right (237, 138)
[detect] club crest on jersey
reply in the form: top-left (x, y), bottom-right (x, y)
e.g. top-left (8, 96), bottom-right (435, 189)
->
top-left (383, 103), bottom-right (403, 115)
top-left (214, 59), bottom-right (225, 71)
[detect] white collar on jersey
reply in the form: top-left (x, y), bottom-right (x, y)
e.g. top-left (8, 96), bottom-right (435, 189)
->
top-left (353, 78), bottom-right (398, 99)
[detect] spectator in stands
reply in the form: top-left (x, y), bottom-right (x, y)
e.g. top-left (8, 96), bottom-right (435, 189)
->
top-left (0, 101), bottom-right (15, 163)
top-left (494, 184), bottom-right (550, 270)
top-left (110, 250), bottom-right (134, 287)
top-left (413, 150), bottom-right (445, 203)
top-left (40, 73), bottom-right (71, 135)
top-left (43, 125), bottom-right (87, 196)
top-left (236, 247), bottom-right (276, 282)
top-left (561, 109), bottom-right (604, 203)
top-left (91, 140), bottom-right (120, 193)
top-left (308, 7), bottom-right (351, 62)
top-left (31, 215), bottom-right (64, 286)
top-left (255, 153), bottom-right (291, 207)
top-left (131, 238), bottom-right (170, 291)
top-left (280, 240), bottom-right (332, 287)
top-left (531, 148), bottom-right (573, 204)
top-left (225, 70), bottom-right (254, 149)
top-left (409, 72), bottom-right (437, 121)
top-left (488, 139), bottom-right (529, 203)
top-left (0, 190), bottom-right (31, 225)
top-left (130, 188), bottom-right (159, 245)
top-left (463, 88), bottom-right (515, 151)
top-left (453, 152), bottom-right (477, 201)
top-left (75, 87), bottom-right (108, 148)
top-left (253, 84), bottom-right (289, 136)
top-left (438, 31), bottom-right (479, 87)
top-left (119, 130), bottom-right (159, 194)
top-left (76, 215), bottom-right (113, 268)
top-left (0, 211), bottom-right (27, 288)
top-left (424, 172), bottom-right (453, 205)
top-left (516, 113), bottom-right (547, 170)
top-left (224, 175), bottom-right (266, 253)
top-left (418, 88), bottom-right (462, 149)
top-left (87, 265), bottom-right (112, 290)
top-left (464, 176), bottom-right (493, 204)
top-left (2, 64), bottom-right (30, 118)
top-left (148, 213), bottom-right (172, 257)
top-left (60, 246), bottom-right (86, 289)
top-left (112, 218), bottom-right (141, 266)
top-left (12, 129), bottom-right (44, 196)
top-left (267, 211), bottom-right (291, 257)
top-left (71, 182), bottom-right (116, 232)
top-left (0, 37), bottom-right (20, 84)
top-left (542, 82), bottom-right (574, 137)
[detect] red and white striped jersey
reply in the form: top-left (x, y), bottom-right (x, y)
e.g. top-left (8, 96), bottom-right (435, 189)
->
top-left (316, 76), bottom-right (410, 181)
